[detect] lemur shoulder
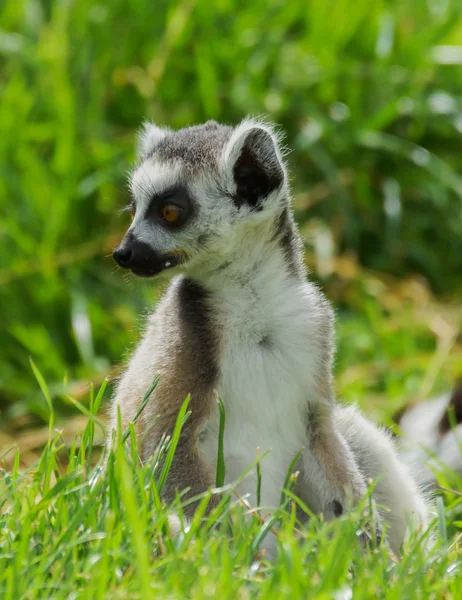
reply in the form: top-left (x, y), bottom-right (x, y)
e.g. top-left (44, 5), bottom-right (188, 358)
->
top-left (110, 118), bottom-right (430, 557)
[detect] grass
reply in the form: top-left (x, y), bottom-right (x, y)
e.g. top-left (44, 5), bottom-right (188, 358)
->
top-left (1, 377), bottom-right (462, 599)
top-left (1, 0), bottom-right (462, 596)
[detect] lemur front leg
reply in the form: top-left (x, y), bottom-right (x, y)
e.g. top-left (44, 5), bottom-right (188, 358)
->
top-left (302, 402), bottom-right (367, 516)
top-left (110, 339), bottom-right (219, 516)
top-left (143, 418), bottom-right (219, 518)
top-left (299, 403), bottom-right (383, 546)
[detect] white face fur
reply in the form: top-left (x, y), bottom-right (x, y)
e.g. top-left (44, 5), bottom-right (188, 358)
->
top-left (113, 118), bottom-right (289, 278)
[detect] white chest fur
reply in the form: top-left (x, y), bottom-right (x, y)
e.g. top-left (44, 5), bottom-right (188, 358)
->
top-left (199, 256), bottom-right (327, 509)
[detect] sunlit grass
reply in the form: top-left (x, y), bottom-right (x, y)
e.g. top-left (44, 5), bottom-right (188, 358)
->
top-left (1, 376), bottom-right (461, 599)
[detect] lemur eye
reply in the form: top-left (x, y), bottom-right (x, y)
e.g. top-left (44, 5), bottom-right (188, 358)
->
top-left (161, 203), bottom-right (183, 224)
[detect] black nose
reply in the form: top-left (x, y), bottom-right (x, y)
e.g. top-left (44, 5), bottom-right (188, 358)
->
top-left (113, 246), bottom-right (132, 268)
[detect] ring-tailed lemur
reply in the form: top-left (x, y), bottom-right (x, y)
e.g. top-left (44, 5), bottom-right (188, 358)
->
top-left (110, 118), bottom-right (430, 556)
top-left (396, 382), bottom-right (462, 485)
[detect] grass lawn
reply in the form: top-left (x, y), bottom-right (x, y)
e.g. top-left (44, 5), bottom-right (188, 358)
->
top-left (1, 0), bottom-right (462, 597)
top-left (1, 374), bottom-right (462, 599)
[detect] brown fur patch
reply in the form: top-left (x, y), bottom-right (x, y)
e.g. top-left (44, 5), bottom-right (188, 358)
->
top-left (314, 296), bottom-right (335, 404)
top-left (112, 277), bottom-right (220, 513)
top-left (303, 295), bottom-right (366, 506)
top-left (310, 403), bottom-right (366, 503)
top-left (271, 205), bottom-right (304, 278)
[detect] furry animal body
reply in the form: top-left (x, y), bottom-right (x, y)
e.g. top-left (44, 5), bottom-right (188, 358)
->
top-left (110, 117), bottom-right (430, 556)
top-left (397, 382), bottom-right (462, 485)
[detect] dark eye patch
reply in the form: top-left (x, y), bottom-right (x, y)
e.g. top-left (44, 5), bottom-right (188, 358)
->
top-left (145, 185), bottom-right (193, 229)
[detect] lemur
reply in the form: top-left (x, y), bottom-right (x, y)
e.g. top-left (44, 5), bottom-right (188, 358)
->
top-left (396, 382), bottom-right (462, 485)
top-left (110, 117), bottom-right (429, 557)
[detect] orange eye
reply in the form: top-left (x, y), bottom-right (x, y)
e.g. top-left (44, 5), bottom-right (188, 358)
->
top-left (161, 203), bottom-right (182, 224)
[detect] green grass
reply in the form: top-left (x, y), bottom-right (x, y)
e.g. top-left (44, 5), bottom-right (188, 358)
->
top-left (1, 0), bottom-right (462, 596)
top-left (1, 379), bottom-right (461, 599)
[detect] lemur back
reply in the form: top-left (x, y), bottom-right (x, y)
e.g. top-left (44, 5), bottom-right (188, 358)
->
top-left (111, 118), bottom-right (430, 557)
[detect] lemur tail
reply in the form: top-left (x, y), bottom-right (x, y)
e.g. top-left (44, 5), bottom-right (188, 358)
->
top-left (335, 404), bottom-right (431, 557)
top-left (395, 380), bottom-right (462, 486)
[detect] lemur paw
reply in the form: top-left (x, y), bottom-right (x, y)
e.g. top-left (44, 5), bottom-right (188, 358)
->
top-left (357, 521), bottom-right (386, 551)
top-left (327, 499), bottom-right (387, 552)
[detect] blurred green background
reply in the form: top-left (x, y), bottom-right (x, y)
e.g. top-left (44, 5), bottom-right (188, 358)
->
top-left (1, 0), bottom-right (461, 460)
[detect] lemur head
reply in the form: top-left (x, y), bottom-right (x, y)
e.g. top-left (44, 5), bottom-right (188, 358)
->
top-left (113, 118), bottom-right (291, 278)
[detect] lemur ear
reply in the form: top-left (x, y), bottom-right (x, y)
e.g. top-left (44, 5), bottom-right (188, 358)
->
top-left (137, 122), bottom-right (169, 159)
top-left (223, 121), bottom-right (286, 209)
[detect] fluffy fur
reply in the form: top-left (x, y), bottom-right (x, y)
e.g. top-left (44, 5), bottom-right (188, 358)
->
top-left (396, 384), bottom-right (462, 484)
top-left (110, 118), bottom-right (431, 557)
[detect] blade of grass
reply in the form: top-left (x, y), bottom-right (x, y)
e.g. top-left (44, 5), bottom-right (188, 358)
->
top-left (30, 358), bottom-right (55, 437)
top-left (122, 376), bottom-right (160, 443)
top-left (215, 397), bottom-right (226, 488)
top-left (116, 443), bottom-right (152, 598)
top-left (280, 448), bottom-right (304, 507)
top-left (157, 395), bottom-right (191, 494)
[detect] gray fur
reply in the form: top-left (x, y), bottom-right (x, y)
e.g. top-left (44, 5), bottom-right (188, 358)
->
top-left (147, 120), bottom-right (233, 171)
